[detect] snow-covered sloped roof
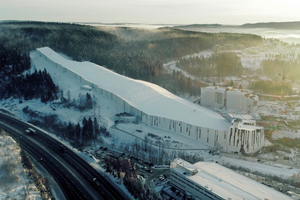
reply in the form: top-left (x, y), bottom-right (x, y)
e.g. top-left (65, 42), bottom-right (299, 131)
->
top-left (37, 47), bottom-right (229, 131)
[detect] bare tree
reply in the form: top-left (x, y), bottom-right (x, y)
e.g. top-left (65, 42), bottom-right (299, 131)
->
top-left (148, 141), bottom-right (153, 163)
top-left (133, 138), bottom-right (141, 156)
top-left (143, 135), bottom-right (149, 152)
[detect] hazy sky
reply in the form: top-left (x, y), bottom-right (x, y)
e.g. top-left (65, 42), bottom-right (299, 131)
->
top-left (1, 0), bottom-right (300, 25)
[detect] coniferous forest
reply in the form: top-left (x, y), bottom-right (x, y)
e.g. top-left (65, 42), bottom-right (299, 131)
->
top-left (0, 21), bottom-right (263, 98)
top-left (0, 44), bottom-right (58, 101)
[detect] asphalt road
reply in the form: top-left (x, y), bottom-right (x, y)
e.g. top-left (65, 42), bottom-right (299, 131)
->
top-left (0, 120), bottom-right (93, 199)
top-left (0, 112), bottom-right (124, 200)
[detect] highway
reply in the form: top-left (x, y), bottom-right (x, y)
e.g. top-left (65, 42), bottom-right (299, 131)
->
top-left (0, 112), bottom-right (125, 200)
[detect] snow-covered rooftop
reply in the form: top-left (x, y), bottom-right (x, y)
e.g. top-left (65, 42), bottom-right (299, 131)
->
top-left (36, 47), bottom-right (229, 131)
top-left (174, 160), bottom-right (291, 200)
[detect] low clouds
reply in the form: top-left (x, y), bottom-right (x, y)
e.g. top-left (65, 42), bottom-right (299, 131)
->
top-left (1, 0), bottom-right (300, 24)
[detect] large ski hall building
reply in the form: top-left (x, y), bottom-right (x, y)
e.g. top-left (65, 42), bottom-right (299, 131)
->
top-left (33, 47), bottom-right (264, 154)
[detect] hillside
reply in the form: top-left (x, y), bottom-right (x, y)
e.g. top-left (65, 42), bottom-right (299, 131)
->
top-left (172, 21), bottom-right (300, 30)
top-left (240, 21), bottom-right (300, 30)
top-left (0, 21), bottom-right (263, 96)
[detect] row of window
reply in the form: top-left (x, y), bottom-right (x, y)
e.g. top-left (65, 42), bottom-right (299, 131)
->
top-left (149, 117), bottom-right (225, 145)
top-left (171, 171), bottom-right (222, 200)
top-left (170, 178), bottom-right (186, 190)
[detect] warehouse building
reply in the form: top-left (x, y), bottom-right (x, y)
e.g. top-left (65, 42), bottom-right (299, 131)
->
top-left (170, 158), bottom-right (292, 200)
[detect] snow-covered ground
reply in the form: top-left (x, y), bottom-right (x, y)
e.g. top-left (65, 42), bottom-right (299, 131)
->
top-left (208, 155), bottom-right (300, 179)
top-left (2, 47), bottom-right (300, 198)
top-left (272, 130), bottom-right (300, 140)
top-left (0, 131), bottom-right (41, 199)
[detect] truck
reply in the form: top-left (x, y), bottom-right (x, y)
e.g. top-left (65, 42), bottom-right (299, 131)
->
top-left (25, 128), bottom-right (36, 135)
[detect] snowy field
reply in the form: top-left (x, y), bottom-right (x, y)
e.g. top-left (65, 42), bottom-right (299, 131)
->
top-left (0, 131), bottom-right (41, 200)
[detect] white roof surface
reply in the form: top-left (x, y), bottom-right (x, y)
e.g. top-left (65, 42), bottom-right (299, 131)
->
top-left (188, 162), bottom-right (292, 200)
top-left (37, 47), bottom-right (229, 131)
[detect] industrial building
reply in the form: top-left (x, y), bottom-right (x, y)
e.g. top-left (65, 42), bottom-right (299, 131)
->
top-left (34, 47), bottom-right (264, 154)
top-left (170, 158), bottom-right (292, 200)
top-left (201, 86), bottom-right (258, 114)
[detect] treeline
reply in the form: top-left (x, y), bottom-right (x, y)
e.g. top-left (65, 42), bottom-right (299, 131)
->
top-left (0, 45), bottom-right (31, 74)
top-left (0, 68), bottom-right (58, 102)
top-left (65, 116), bottom-right (110, 147)
top-left (0, 41), bottom-right (59, 102)
top-left (168, 71), bottom-right (205, 96)
top-left (262, 53), bottom-right (300, 80)
top-left (23, 105), bottom-right (109, 148)
top-left (0, 21), bottom-right (263, 95)
top-left (60, 92), bottom-right (97, 112)
top-left (176, 52), bottom-right (243, 78)
top-left (249, 80), bottom-right (293, 96)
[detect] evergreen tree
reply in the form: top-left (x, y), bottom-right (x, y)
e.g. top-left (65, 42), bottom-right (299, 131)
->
top-left (82, 116), bottom-right (88, 140)
top-left (94, 117), bottom-right (100, 137)
top-left (75, 122), bottom-right (81, 140)
top-left (88, 117), bottom-right (94, 137)
top-left (86, 93), bottom-right (93, 109)
top-left (66, 121), bottom-right (74, 139)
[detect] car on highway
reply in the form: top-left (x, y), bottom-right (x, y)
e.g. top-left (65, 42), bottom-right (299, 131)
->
top-left (25, 127), bottom-right (36, 135)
